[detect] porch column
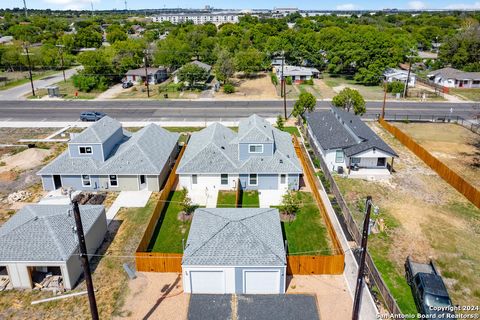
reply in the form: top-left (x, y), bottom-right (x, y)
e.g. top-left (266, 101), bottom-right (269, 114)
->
top-left (348, 157), bottom-right (351, 175)
top-left (389, 157), bottom-right (394, 174)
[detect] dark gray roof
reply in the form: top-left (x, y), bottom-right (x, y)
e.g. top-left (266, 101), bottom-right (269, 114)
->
top-left (125, 67), bottom-right (166, 76)
top-left (38, 123), bottom-right (179, 175)
top-left (183, 208), bottom-right (286, 266)
top-left (70, 116), bottom-right (121, 144)
top-left (428, 67), bottom-right (480, 80)
top-left (306, 108), bottom-right (398, 157)
top-left (177, 114), bottom-right (302, 174)
top-left (0, 205), bottom-right (105, 262)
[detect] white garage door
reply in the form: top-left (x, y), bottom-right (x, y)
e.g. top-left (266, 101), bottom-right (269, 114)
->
top-left (190, 271), bottom-right (225, 294)
top-left (244, 270), bottom-right (280, 294)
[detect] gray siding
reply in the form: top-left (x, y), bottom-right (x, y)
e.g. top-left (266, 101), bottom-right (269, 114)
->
top-left (239, 174), bottom-right (279, 190)
top-left (60, 175), bottom-right (100, 191)
top-left (68, 144), bottom-right (104, 162)
top-left (101, 127), bottom-right (124, 159)
top-left (238, 143), bottom-right (274, 161)
top-left (288, 174), bottom-right (300, 190)
top-left (147, 175), bottom-right (159, 191)
top-left (41, 175), bottom-right (55, 191)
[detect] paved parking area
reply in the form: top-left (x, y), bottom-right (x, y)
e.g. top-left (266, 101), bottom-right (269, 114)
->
top-left (188, 294), bottom-right (320, 320)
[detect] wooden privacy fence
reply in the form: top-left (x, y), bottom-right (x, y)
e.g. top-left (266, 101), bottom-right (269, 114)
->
top-left (379, 118), bottom-right (480, 209)
top-left (135, 253), bottom-right (183, 272)
top-left (292, 136), bottom-right (345, 275)
top-left (136, 144), bottom-right (186, 255)
top-left (303, 124), bottom-right (402, 314)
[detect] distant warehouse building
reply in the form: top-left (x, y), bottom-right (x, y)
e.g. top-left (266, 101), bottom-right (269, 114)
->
top-left (151, 13), bottom-right (240, 25)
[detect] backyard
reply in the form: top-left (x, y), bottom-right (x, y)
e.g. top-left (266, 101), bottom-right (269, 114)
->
top-left (216, 190), bottom-right (260, 208)
top-left (0, 193), bottom-right (159, 319)
top-left (394, 122), bottom-right (480, 189)
top-left (333, 121), bottom-right (480, 314)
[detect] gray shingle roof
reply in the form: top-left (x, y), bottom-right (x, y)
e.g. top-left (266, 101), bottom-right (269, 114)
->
top-left (70, 116), bottom-right (122, 144)
top-left (276, 65), bottom-right (320, 77)
top-left (38, 124), bottom-right (179, 175)
top-left (125, 67), bottom-right (166, 76)
top-left (182, 208), bottom-right (286, 266)
top-left (428, 67), bottom-right (480, 80)
top-left (306, 108), bottom-right (398, 157)
top-left (190, 60), bottom-right (212, 72)
top-left (176, 115), bottom-right (302, 174)
top-left (0, 205), bottom-right (105, 262)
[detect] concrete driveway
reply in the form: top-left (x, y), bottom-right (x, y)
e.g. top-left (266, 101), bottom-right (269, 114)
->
top-left (258, 189), bottom-right (285, 208)
top-left (0, 67), bottom-right (79, 100)
top-left (106, 190), bottom-right (152, 223)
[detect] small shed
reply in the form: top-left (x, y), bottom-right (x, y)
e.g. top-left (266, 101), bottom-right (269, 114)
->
top-left (0, 204), bottom-right (107, 290)
top-left (46, 85), bottom-right (60, 97)
top-left (182, 208), bottom-right (286, 294)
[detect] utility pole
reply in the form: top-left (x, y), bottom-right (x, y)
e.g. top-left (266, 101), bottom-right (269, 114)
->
top-left (23, 43), bottom-right (35, 97)
top-left (23, 0), bottom-right (28, 18)
top-left (91, 1), bottom-right (94, 17)
top-left (143, 50), bottom-right (150, 98)
top-left (280, 51), bottom-right (287, 119)
top-left (56, 45), bottom-right (66, 83)
top-left (352, 196), bottom-right (375, 320)
top-left (72, 200), bottom-right (99, 320)
top-left (381, 79), bottom-right (387, 119)
top-left (403, 53), bottom-right (413, 99)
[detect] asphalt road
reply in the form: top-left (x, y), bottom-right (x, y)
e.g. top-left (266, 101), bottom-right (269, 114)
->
top-left (0, 100), bottom-right (477, 121)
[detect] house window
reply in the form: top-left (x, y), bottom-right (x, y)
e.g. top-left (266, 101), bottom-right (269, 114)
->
top-left (249, 174), bottom-right (258, 186)
top-left (221, 174), bottom-right (228, 185)
top-left (249, 144), bottom-right (264, 153)
top-left (351, 157), bottom-right (361, 164)
top-left (192, 174), bottom-right (198, 184)
top-left (335, 150), bottom-right (344, 163)
top-left (82, 175), bottom-right (91, 187)
top-left (109, 175), bottom-right (118, 187)
top-left (280, 174), bottom-right (286, 184)
top-left (377, 158), bottom-right (386, 167)
top-left (79, 146), bottom-right (92, 154)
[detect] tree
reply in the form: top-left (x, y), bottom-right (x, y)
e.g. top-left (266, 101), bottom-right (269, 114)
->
top-left (214, 49), bottom-right (235, 84)
top-left (280, 190), bottom-right (300, 216)
top-left (276, 115), bottom-right (284, 130)
top-left (179, 187), bottom-right (193, 215)
top-left (234, 48), bottom-right (265, 77)
top-left (292, 92), bottom-right (316, 117)
top-left (177, 63), bottom-right (209, 88)
top-left (154, 37), bottom-right (190, 70)
top-left (332, 88), bottom-right (366, 115)
top-left (75, 26), bottom-right (103, 48)
top-left (106, 27), bottom-right (127, 44)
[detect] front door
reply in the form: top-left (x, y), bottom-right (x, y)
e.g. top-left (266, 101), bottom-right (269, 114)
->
top-left (53, 175), bottom-right (62, 189)
top-left (139, 175), bottom-right (146, 190)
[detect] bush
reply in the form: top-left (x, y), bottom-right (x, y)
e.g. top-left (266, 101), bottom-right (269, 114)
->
top-left (276, 115), bottom-right (284, 130)
top-left (223, 83), bottom-right (235, 94)
top-left (286, 76), bottom-right (293, 85)
top-left (159, 82), bottom-right (183, 93)
top-left (386, 81), bottom-right (405, 94)
top-left (304, 79), bottom-right (314, 85)
top-left (270, 73), bottom-right (278, 85)
top-left (72, 74), bottom-right (109, 92)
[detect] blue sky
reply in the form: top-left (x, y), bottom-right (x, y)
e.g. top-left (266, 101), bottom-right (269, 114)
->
top-left (2, 0), bottom-right (480, 11)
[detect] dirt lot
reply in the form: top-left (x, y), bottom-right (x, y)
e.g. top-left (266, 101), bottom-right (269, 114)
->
top-left (215, 72), bottom-right (278, 100)
top-left (334, 122), bottom-right (480, 313)
top-left (394, 122), bottom-right (480, 189)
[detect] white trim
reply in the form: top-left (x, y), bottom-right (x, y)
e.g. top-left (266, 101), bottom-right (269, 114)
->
top-left (248, 173), bottom-right (258, 186)
top-left (108, 175), bottom-right (118, 188)
top-left (242, 269), bottom-right (281, 294)
top-left (81, 175), bottom-right (92, 187)
top-left (248, 144), bottom-right (264, 154)
top-left (78, 146), bottom-right (93, 155)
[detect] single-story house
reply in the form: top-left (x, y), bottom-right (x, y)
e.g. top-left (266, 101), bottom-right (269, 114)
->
top-left (274, 65), bottom-right (320, 84)
top-left (0, 204), bottom-right (106, 290)
top-left (305, 108), bottom-right (398, 177)
top-left (173, 60), bottom-right (212, 84)
top-left (384, 68), bottom-right (416, 88)
top-left (125, 67), bottom-right (168, 85)
top-left (37, 116), bottom-right (180, 192)
top-left (427, 67), bottom-right (480, 88)
top-left (176, 114), bottom-right (302, 206)
top-left (182, 208), bottom-right (286, 294)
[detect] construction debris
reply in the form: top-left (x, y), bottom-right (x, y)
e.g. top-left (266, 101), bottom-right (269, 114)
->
top-left (33, 274), bottom-right (65, 293)
top-left (0, 276), bottom-right (11, 291)
top-left (7, 190), bottom-right (31, 203)
top-left (73, 192), bottom-right (106, 205)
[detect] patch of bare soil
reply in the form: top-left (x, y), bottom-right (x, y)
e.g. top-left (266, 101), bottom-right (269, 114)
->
top-left (214, 72), bottom-right (278, 100)
top-left (0, 148), bottom-right (52, 174)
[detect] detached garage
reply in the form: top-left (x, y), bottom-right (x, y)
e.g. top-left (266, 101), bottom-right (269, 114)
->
top-left (182, 208), bottom-right (286, 294)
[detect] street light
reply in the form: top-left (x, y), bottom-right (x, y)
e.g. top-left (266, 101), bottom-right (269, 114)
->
top-left (352, 196), bottom-right (377, 320)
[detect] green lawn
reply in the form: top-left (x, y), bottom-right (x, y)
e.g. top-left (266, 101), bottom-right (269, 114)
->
top-left (0, 70), bottom-right (58, 91)
top-left (148, 191), bottom-right (192, 253)
top-left (449, 88), bottom-right (480, 101)
top-left (281, 126), bottom-right (300, 137)
top-left (241, 190), bottom-right (259, 208)
top-left (217, 190), bottom-right (237, 208)
top-left (27, 78), bottom-right (103, 99)
top-left (281, 192), bottom-right (331, 255)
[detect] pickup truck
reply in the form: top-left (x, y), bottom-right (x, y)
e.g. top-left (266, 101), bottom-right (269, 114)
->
top-left (405, 256), bottom-right (455, 316)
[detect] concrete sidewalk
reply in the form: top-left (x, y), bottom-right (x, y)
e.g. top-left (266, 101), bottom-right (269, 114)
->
top-left (106, 190), bottom-right (152, 224)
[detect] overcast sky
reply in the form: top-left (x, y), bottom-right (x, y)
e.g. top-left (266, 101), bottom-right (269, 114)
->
top-left (2, 0), bottom-right (480, 11)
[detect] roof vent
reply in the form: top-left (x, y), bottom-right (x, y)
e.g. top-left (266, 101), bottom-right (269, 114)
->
top-left (350, 120), bottom-right (352, 123)
top-left (287, 155), bottom-right (290, 158)
top-left (33, 216), bottom-right (39, 221)
top-left (329, 126), bottom-right (332, 131)
top-left (221, 146), bottom-right (225, 150)
top-left (280, 159), bottom-right (283, 164)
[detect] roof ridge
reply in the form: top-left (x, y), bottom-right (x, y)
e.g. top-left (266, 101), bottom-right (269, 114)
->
top-left (185, 214), bottom-right (231, 258)
top-left (0, 206), bottom-right (40, 238)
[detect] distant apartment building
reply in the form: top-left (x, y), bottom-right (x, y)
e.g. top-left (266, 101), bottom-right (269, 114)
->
top-left (151, 13), bottom-right (240, 25)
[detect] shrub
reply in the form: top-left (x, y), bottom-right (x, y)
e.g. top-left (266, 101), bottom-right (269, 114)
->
top-left (223, 83), bottom-right (235, 94)
top-left (276, 115), bottom-right (284, 130)
top-left (270, 73), bottom-right (278, 85)
top-left (280, 190), bottom-right (300, 216)
top-left (386, 81), bottom-right (405, 94)
top-left (285, 76), bottom-right (293, 85)
top-left (304, 79), bottom-right (314, 85)
top-left (72, 74), bottom-right (109, 92)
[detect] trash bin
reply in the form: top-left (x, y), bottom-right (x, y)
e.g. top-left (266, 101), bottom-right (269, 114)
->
top-left (164, 93), bottom-right (168, 99)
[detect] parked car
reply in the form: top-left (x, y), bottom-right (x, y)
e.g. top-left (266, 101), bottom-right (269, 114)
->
top-left (122, 81), bottom-right (133, 89)
top-left (405, 256), bottom-right (455, 317)
top-left (80, 111), bottom-right (106, 122)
